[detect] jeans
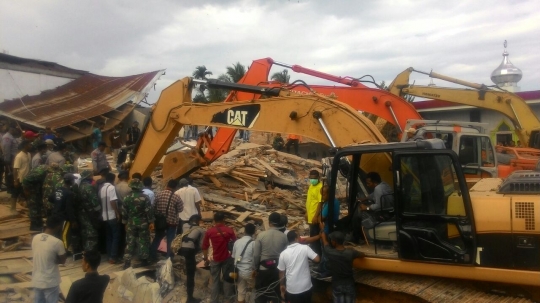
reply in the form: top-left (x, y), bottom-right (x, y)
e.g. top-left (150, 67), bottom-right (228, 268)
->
top-left (309, 223), bottom-right (322, 256)
top-left (210, 260), bottom-right (234, 303)
top-left (179, 247), bottom-right (197, 299)
top-left (34, 286), bottom-right (60, 303)
top-left (150, 226), bottom-right (176, 259)
top-left (332, 284), bottom-right (356, 303)
top-left (105, 219), bottom-right (120, 260)
top-left (243, 131), bottom-right (250, 142)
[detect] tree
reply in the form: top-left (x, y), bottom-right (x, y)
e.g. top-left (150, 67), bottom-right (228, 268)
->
top-left (192, 65), bottom-right (213, 100)
top-left (206, 74), bottom-right (231, 103)
top-left (226, 62), bottom-right (246, 83)
top-left (271, 69), bottom-right (290, 84)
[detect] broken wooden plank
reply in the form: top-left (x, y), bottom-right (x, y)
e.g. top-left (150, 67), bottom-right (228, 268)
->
top-left (254, 158), bottom-right (282, 177)
top-left (0, 266), bottom-right (32, 275)
top-left (0, 281), bottom-right (32, 291)
top-left (0, 223), bottom-right (34, 240)
top-left (208, 175), bottom-right (222, 188)
top-left (0, 250), bottom-right (33, 260)
top-left (236, 211), bottom-right (251, 223)
top-left (203, 193), bottom-right (249, 208)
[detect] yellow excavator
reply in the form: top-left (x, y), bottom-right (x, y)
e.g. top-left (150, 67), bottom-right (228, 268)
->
top-left (388, 68), bottom-right (540, 178)
top-left (131, 77), bottom-right (540, 301)
top-left (389, 67), bottom-right (540, 149)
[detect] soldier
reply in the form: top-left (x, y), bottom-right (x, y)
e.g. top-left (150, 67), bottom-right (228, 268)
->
top-left (42, 163), bottom-right (64, 217)
top-left (78, 170), bottom-right (102, 251)
top-left (122, 179), bottom-right (155, 269)
top-left (22, 164), bottom-right (48, 231)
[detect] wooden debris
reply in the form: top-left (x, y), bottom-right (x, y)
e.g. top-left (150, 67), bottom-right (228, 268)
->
top-left (236, 211), bottom-right (251, 223)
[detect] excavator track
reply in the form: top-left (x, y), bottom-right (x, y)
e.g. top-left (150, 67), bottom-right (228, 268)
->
top-left (350, 270), bottom-right (535, 302)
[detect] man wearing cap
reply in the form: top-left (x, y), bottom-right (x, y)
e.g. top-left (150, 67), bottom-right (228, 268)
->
top-left (32, 143), bottom-right (48, 170)
top-left (252, 212), bottom-right (288, 303)
top-left (22, 164), bottom-right (49, 231)
top-left (122, 178), bottom-right (155, 269)
top-left (43, 127), bottom-right (56, 141)
top-left (321, 230), bottom-right (365, 302)
top-left (91, 142), bottom-right (110, 176)
top-left (48, 173), bottom-right (78, 248)
top-left (78, 170), bottom-right (102, 251)
top-left (22, 130), bottom-right (39, 153)
top-left (46, 143), bottom-right (67, 167)
top-left (175, 178), bottom-right (201, 234)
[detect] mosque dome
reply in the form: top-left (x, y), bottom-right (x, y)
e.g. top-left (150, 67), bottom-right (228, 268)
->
top-left (491, 40), bottom-right (522, 86)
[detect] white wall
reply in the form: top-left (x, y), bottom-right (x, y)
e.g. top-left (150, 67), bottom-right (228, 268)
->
top-left (0, 69), bottom-right (72, 102)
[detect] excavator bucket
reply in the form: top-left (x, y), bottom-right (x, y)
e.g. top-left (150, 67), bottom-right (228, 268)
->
top-left (162, 149), bottom-right (202, 182)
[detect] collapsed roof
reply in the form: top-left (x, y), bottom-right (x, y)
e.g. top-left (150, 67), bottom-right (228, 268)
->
top-left (0, 70), bottom-right (163, 142)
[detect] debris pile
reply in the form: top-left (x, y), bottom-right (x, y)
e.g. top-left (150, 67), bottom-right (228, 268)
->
top-left (185, 143), bottom-right (322, 231)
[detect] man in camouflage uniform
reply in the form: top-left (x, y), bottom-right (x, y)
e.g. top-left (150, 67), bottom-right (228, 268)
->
top-left (42, 163), bottom-right (64, 217)
top-left (22, 164), bottom-right (48, 231)
top-left (122, 178), bottom-right (155, 269)
top-left (78, 170), bottom-right (102, 251)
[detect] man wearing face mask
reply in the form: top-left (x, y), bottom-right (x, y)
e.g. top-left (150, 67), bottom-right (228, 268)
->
top-left (305, 170), bottom-right (323, 256)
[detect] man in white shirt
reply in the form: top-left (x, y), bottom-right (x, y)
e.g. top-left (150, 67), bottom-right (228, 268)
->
top-left (278, 230), bottom-right (320, 303)
top-left (32, 216), bottom-right (67, 303)
top-left (99, 173), bottom-right (120, 264)
top-left (175, 178), bottom-right (201, 233)
top-left (232, 223), bottom-right (256, 303)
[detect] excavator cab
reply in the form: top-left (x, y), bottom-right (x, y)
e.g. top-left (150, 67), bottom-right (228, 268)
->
top-left (328, 139), bottom-right (477, 265)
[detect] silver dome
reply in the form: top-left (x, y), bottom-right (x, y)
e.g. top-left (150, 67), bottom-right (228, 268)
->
top-left (491, 41), bottom-right (522, 85)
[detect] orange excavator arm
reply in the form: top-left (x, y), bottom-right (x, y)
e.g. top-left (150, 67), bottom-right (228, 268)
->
top-left (131, 77), bottom-right (391, 183)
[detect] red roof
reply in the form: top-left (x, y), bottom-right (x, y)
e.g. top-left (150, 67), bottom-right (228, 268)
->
top-left (0, 70), bottom-right (162, 141)
top-left (413, 90), bottom-right (540, 111)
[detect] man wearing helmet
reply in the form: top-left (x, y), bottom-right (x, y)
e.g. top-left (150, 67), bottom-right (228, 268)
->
top-left (122, 178), bottom-right (155, 269)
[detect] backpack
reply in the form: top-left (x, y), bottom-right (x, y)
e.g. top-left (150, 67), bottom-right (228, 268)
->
top-left (171, 226), bottom-right (201, 255)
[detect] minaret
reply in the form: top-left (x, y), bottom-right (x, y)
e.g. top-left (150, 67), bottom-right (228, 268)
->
top-left (490, 40), bottom-right (522, 92)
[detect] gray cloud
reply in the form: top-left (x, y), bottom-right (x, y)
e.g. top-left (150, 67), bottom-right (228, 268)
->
top-left (1, 0), bottom-right (538, 104)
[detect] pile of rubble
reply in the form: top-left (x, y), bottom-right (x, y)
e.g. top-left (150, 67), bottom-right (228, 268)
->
top-left (160, 143), bottom-right (323, 233)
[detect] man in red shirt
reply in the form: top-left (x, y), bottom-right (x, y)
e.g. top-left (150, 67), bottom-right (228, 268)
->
top-left (202, 212), bottom-right (236, 303)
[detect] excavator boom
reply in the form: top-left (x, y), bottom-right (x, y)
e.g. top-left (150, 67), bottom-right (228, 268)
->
top-left (164, 58), bottom-right (419, 181)
top-left (130, 77), bottom-right (392, 183)
top-left (389, 67), bottom-right (540, 145)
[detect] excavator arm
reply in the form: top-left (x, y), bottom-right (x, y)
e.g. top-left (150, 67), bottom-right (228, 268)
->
top-left (130, 77), bottom-right (392, 183)
top-left (164, 58), bottom-right (419, 180)
top-left (389, 67), bottom-right (540, 145)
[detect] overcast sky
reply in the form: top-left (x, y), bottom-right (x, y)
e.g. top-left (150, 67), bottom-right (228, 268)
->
top-left (1, 0), bottom-right (539, 103)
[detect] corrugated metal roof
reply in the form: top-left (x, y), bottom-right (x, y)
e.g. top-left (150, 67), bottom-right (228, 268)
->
top-left (0, 53), bottom-right (88, 78)
top-left (0, 70), bottom-right (163, 142)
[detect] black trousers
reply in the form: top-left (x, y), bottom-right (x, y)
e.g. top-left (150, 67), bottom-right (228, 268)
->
top-left (179, 247), bottom-right (197, 299)
top-left (309, 223), bottom-right (322, 256)
top-left (255, 267), bottom-right (281, 303)
top-left (286, 288), bottom-right (312, 303)
top-left (285, 139), bottom-right (299, 155)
